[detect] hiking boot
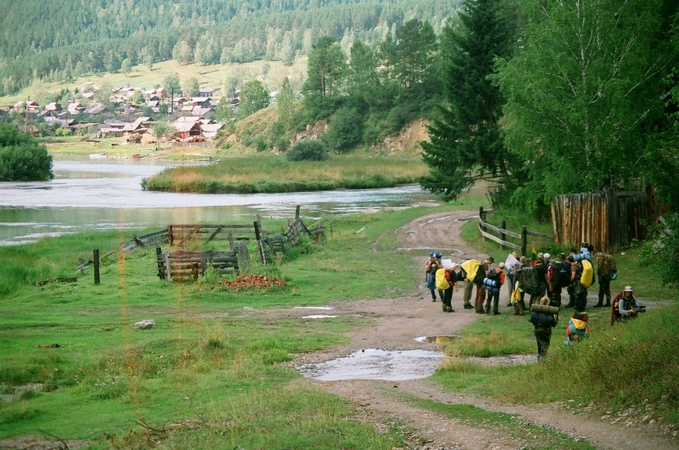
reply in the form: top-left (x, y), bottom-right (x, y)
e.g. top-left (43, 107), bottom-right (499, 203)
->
top-left (431, 298), bottom-right (436, 302)
top-left (604, 302), bottom-right (611, 307)
top-left (446, 306), bottom-right (453, 312)
top-left (565, 303), bottom-right (574, 308)
top-left (506, 302), bottom-right (512, 307)
top-left (593, 303), bottom-right (604, 308)
top-left (493, 311), bottom-right (500, 315)
top-left (463, 303), bottom-right (473, 309)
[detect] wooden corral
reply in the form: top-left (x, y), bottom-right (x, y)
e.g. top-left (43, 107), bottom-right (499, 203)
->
top-left (477, 207), bottom-right (554, 256)
top-left (156, 247), bottom-right (248, 281)
top-left (168, 223), bottom-right (272, 247)
top-left (551, 187), bottom-right (653, 254)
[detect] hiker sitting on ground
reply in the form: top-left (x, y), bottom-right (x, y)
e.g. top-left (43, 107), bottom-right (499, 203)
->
top-left (612, 285), bottom-right (644, 325)
top-left (566, 311), bottom-right (589, 343)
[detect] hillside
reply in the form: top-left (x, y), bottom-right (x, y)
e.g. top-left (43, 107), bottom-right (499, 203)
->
top-left (0, 0), bottom-right (461, 97)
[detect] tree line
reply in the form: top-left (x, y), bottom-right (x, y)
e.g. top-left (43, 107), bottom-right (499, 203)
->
top-left (421, 0), bottom-right (679, 217)
top-left (0, 0), bottom-right (460, 96)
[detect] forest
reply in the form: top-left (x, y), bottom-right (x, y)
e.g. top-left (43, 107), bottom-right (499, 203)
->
top-left (0, 0), bottom-right (460, 96)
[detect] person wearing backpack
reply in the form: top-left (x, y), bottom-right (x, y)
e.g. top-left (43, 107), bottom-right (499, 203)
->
top-left (473, 256), bottom-right (493, 314)
top-left (438, 265), bottom-right (459, 313)
top-left (425, 252), bottom-right (443, 302)
top-left (530, 297), bottom-right (558, 361)
top-left (567, 255), bottom-right (589, 311)
top-left (548, 252), bottom-right (569, 307)
top-left (594, 252), bottom-right (617, 308)
top-left (566, 311), bottom-right (590, 343)
top-left (611, 285), bottom-right (644, 324)
top-left (483, 262), bottom-right (505, 315)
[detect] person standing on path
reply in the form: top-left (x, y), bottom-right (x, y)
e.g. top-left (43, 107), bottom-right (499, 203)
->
top-left (483, 261), bottom-right (505, 315)
top-left (425, 252), bottom-right (443, 302)
top-left (474, 256), bottom-right (493, 313)
top-left (441, 265), bottom-right (459, 312)
top-left (594, 251), bottom-right (617, 308)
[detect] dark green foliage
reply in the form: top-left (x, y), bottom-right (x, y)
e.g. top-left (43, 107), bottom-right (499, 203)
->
top-left (0, 125), bottom-right (53, 181)
top-left (323, 107), bottom-right (363, 153)
top-left (286, 140), bottom-right (329, 162)
top-left (237, 80), bottom-right (270, 120)
top-left (302, 36), bottom-right (347, 120)
top-left (421, 0), bottom-right (516, 202)
top-left (639, 214), bottom-right (679, 288)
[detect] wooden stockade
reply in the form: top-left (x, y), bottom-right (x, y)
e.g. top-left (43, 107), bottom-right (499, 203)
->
top-left (477, 207), bottom-right (554, 256)
top-left (551, 188), bottom-right (652, 254)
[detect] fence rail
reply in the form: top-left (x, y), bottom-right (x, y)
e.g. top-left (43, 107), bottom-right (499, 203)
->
top-left (477, 207), bottom-right (554, 256)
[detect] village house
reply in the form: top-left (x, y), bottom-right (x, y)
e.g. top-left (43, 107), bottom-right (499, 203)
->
top-left (198, 87), bottom-right (214, 98)
top-left (172, 121), bottom-right (202, 139)
top-left (38, 102), bottom-right (62, 117)
top-left (200, 123), bottom-right (223, 139)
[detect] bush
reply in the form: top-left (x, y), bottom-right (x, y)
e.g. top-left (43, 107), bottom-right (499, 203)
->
top-left (285, 140), bottom-right (329, 161)
top-left (0, 125), bottom-right (53, 181)
top-left (322, 107), bottom-right (364, 153)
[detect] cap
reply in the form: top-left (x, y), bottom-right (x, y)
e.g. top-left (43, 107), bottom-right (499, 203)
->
top-left (488, 256), bottom-right (495, 263)
top-left (624, 285), bottom-right (633, 292)
top-left (498, 262), bottom-right (505, 268)
top-left (543, 253), bottom-right (551, 259)
top-left (429, 252), bottom-right (436, 257)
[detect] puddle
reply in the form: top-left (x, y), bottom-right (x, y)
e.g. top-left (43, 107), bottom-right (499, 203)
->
top-left (415, 335), bottom-right (461, 343)
top-left (297, 348), bottom-right (444, 381)
top-left (302, 315), bottom-right (338, 319)
top-left (461, 354), bottom-right (536, 366)
top-left (294, 306), bottom-right (335, 310)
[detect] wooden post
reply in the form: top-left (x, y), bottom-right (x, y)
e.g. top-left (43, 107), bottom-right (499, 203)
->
top-left (156, 247), bottom-right (165, 280)
top-left (295, 205), bottom-right (300, 219)
top-left (479, 207), bottom-right (485, 232)
top-left (500, 219), bottom-right (507, 251)
top-left (521, 226), bottom-right (528, 257)
top-left (254, 221), bottom-right (266, 264)
top-left (93, 249), bottom-right (100, 285)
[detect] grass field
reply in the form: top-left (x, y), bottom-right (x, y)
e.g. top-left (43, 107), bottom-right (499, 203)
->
top-left (1, 193), bottom-right (678, 446)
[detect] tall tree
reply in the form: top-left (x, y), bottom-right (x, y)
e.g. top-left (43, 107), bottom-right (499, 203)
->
top-left (301, 36), bottom-right (347, 119)
top-left (421, 0), bottom-right (515, 201)
top-left (184, 77), bottom-right (200, 97)
top-left (497, 0), bottom-right (668, 211)
top-left (237, 79), bottom-right (270, 119)
top-left (277, 77), bottom-right (296, 129)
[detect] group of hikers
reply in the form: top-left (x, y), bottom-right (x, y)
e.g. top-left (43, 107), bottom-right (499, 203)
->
top-left (425, 245), bottom-right (644, 360)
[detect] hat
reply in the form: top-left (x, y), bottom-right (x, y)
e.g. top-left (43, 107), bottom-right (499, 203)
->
top-left (624, 285), bottom-right (633, 293)
top-left (429, 252), bottom-right (436, 257)
top-left (498, 262), bottom-right (505, 268)
top-left (435, 252), bottom-right (442, 259)
top-left (543, 253), bottom-right (551, 259)
top-left (488, 256), bottom-right (495, 263)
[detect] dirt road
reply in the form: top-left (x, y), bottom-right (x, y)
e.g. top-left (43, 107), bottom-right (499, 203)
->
top-left (292, 210), bottom-right (677, 450)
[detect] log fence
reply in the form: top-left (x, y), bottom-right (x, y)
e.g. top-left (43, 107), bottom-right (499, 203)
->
top-left (477, 207), bottom-right (554, 256)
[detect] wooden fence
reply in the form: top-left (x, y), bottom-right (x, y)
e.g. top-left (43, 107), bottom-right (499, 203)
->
top-left (551, 187), bottom-right (652, 253)
top-left (477, 207), bottom-right (554, 256)
top-left (156, 247), bottom-right (248, 281)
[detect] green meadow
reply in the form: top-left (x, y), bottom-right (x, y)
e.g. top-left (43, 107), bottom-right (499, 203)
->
top-left (1, 199), bottom-right (677, 448)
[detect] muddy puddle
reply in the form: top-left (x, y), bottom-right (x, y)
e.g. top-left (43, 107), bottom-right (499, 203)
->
top-left (297, 348), bottom-right (445, 381)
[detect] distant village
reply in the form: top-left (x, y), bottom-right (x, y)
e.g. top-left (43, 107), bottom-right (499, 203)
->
top-left (4, 82), bottom-right (248, 144)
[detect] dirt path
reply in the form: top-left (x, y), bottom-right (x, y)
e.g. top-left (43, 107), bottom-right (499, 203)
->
top-left (291, 210), bottom-right (677, 450)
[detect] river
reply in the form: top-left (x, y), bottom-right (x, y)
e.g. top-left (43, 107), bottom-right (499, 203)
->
top-left (0, 156), bottom-right (439, 246)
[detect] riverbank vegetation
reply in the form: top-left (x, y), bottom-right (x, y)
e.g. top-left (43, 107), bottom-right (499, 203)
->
top-left (0, 124), bottom-right (53, 181)
top-left (142, 154), bottom-right (428, 193)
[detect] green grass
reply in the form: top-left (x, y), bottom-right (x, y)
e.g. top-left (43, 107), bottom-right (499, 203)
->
top-left (142, 153), bottom-right (429, 193)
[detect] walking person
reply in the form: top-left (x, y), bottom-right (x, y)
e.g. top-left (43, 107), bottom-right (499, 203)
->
top-left (474, 256), bottom-right (493, 314)
top-left (439, 265), bottom-right (459, 312)
top-left (425, 252), bottom-right (443, 302)
top-left (530, 297), bottom-right (558, 361)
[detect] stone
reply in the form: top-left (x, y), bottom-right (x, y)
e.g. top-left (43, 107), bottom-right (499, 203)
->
top-left (134, 320), bottom-right (156, 329)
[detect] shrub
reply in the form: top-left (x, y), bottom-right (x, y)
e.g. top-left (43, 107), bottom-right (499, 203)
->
top-left (285, 140), bottom-right (329, 161)
top-left (0, 125), bottom-right (53, 181)
top-left (323, 107), bottom-right (364, 153)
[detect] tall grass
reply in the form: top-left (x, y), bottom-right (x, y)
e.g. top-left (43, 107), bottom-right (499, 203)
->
top-left (143, 154), bottom-right (429, 193)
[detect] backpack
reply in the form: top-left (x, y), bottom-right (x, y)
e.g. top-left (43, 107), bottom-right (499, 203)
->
top-left (486, 268), bottom-right (500, 280)
top-left (457, 267), bottom-right (467, 282)
top-left (435, 268), bottom-right (450, 290)
top-left (580, 259), bottom-right (594, 289)
top-left (530, 312), bottom-right (556, 328)
top-left (515, 266), bottom-right (541, 296)
top-left (473, 265), bottom-right (486, 284)
top-left (552, 261), bottom-right (571, 288)
top-left (483, 276), bottom-right (500, 293)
